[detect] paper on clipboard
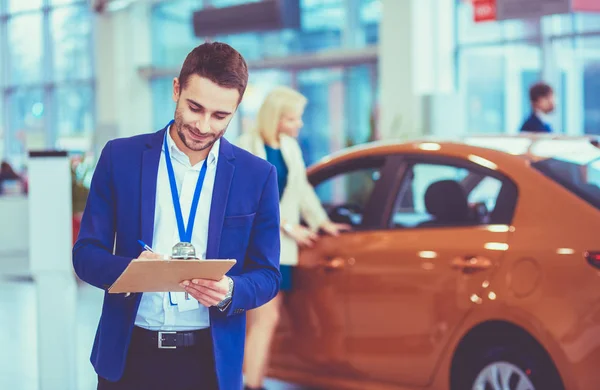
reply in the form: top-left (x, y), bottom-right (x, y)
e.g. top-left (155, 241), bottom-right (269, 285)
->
top-left (108, 258), bottom-right (236, 294)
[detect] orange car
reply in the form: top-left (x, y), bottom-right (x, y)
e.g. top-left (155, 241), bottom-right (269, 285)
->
top-left (268, 134), bottom-right (600, 390)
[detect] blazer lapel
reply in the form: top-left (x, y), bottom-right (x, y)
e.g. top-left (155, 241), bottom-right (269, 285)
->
top-left (206, 138), bottom-right (236, 259)
top-left (140, 127), bottom-right (166, 247)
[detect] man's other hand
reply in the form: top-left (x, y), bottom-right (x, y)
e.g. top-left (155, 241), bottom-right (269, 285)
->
top-left (180, 276), bottom-right (230, 307)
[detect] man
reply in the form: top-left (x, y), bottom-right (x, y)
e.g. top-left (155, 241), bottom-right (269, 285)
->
top-left (520, 82), bottom-right (556, 133)
top-left (73, 42), bottom-right (281, 390)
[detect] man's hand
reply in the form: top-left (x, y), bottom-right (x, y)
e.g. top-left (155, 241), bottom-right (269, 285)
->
top-left (135, 251), bottom-right (166, 261)
top-left (124, 251), bottom-right (167, 297)
top-left (180, 276), bottom-right (231, 308)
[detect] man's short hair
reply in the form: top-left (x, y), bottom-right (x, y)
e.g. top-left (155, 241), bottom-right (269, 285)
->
top-left (178, 42), bottom-right (249, 103)
top-left (529, 82), bottom-right (553, 103)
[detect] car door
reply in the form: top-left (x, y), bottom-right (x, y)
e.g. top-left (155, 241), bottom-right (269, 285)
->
top-left (272, 153), bottom-right (398, 380)
top-left (337, 156), bottom-right (518, 387)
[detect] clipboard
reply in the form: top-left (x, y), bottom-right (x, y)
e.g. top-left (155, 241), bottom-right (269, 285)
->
top-left (108, 258), bottom-right (237, 294)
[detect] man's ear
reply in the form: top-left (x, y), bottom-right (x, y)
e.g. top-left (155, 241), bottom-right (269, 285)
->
top-left (172, 77), bottom-right (180, 103)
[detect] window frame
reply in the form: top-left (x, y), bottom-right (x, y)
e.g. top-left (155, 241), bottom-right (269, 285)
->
top-left (307, 153), bottom-right (400, 230)
top-left (0, 0), bottom-right (93, 167)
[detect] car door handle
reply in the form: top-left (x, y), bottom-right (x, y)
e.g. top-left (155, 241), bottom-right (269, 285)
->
top-left (451, 256), bottom-right (492, 273)
top-left (323, 256), bottom-right (355, 269)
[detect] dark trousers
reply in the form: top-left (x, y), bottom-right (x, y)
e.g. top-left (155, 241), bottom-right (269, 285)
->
top-left (97, 327), bottom-right (219, 390)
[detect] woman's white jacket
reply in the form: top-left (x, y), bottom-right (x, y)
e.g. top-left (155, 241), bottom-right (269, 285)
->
top-left (235, 132), bottom-right (328, 266)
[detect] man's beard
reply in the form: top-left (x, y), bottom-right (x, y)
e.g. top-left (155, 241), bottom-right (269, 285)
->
top-left (174, 109), bottom-right (226, 152)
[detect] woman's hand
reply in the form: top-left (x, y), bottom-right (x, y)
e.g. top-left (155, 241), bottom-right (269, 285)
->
top-left (286, 224), bottom-right (319, 247)
top-left (320, 221), bottom-right (352, 236)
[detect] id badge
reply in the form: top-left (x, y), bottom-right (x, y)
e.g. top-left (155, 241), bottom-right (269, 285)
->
top-left (173, 292), bottom-right (199, 312)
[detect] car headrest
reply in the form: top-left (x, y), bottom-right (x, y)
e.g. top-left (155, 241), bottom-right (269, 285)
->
top-left (424, 180), bottom-right (469, 223)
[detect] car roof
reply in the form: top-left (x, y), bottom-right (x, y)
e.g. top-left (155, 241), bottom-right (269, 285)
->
top-left (310, 133), bottom-right (600, 172)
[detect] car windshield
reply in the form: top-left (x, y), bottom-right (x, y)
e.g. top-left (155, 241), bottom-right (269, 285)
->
top-left (531, 140), bottom-right (600, 210)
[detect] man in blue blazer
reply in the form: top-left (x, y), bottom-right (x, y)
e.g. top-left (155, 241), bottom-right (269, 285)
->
top-left (520, 82), bottom-right (555, 133)
top-left (73, 42), bottom-right (281, 390)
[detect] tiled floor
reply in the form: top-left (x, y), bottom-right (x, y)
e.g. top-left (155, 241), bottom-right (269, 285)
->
top-left (0, 277), bottom-right (305, 390)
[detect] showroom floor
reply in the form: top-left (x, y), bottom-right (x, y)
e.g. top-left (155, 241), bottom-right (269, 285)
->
top-left (0, 277), bottom-right (308, 390)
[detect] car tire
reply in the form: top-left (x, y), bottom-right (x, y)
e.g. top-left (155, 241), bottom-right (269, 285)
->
top-left (451, 333), bottom-right (564, 390)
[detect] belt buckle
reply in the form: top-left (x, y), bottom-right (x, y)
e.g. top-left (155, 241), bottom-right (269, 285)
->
top-left (158, 331), bottom-right (177, 349)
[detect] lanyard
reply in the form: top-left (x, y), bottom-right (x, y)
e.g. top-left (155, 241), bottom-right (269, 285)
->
top-left (163, 129), bottom-right (208, 243)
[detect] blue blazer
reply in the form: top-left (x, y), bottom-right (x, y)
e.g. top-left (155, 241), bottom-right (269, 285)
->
top-left (73, 127), bottom-right (281, 389)
top-left (520, 113), bottom-right (552, 133)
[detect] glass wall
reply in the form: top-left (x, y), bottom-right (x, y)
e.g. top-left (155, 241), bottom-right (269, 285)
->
top-left (552, 34), bottom-right (600, 135)
top-left (581, 37), bottom-right (600, 134)
top-left (296, 65), bottom-right (376, 165)
top-left (458, 44), bottom-right (542, 134)
top-left (455, 0), bottom-right (600, 135)
top-left (0, 0), bottom-right (94, 169)
top-left (150, 0), bottom-right (380, 165)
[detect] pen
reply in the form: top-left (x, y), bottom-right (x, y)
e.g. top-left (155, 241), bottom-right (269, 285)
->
top-left (137, 240), bottom-right (154, 253)
top-left (129, 240), bottom-right (155, 298)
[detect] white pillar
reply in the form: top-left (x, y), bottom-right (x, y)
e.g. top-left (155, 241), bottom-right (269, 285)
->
top-left (28, 151), bottom-right (77, 390)
top-left (541, 20), bottom-right (565, 134)
top-left (94, 3), bottom-right (153, 155)
top-left (378, 0), bottom-right (423, 140)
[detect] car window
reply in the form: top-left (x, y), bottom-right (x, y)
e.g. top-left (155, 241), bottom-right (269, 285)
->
top-left (468, 176), bottom-right (502, 212)
top-left (532, 157), bottom-right (600, 210)
top-left (314, 167), bottom-right (381, 227)
top-left (390, 162), bottom-right (515, 228)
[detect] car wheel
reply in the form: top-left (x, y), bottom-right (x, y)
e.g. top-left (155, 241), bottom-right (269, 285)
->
top-left (451, 335), bottom-right (564, 390)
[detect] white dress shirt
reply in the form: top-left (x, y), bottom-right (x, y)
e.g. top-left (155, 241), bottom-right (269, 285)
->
top-left (535, 110), bottom-right (552, 128)
top-left (134, 130), bottom-right (220, 331)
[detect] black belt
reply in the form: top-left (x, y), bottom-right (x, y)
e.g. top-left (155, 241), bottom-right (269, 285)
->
top-left (133, 326), bottom-right (211, 349)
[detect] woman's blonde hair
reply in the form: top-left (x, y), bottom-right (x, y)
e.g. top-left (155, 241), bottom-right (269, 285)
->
top-left (254, 86), bottom-right (307, 143)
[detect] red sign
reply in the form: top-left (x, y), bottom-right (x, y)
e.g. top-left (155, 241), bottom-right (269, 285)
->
top-left (473, 0), bottom-right (497, 22)
top-left (572, 0), bottom-right (600, 12)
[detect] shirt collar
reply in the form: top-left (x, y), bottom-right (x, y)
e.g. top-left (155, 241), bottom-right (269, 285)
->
top-left (165, 128), bottom-right (220, 169)
top-left (535, 110), bottom-right (551, 124)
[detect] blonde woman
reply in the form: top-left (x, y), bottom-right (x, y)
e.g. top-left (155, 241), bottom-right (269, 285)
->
top-left (236, 86), bottom-right (349, 390)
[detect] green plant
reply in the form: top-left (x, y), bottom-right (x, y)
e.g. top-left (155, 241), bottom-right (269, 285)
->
top-left (71, 158), bottom-right (90, 215)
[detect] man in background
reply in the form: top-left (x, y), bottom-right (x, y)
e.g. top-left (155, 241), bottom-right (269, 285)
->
top-left (520, 82), bottom-right (556, 133)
